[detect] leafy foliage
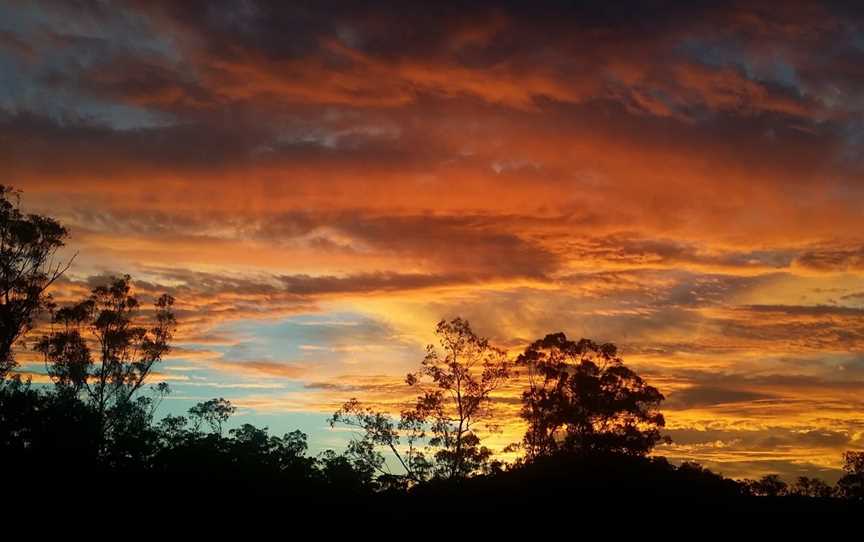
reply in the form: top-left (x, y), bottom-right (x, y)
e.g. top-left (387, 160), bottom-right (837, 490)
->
top-left (744, 474), bottom-right (789, 497)
top-left (0, 379), bottom-right (375, 495)
top-left (0, 185), bottom-right (71, 377)
top-left (789, 476), bottom-right (835, 498)
top-left (405, 318), bottom-right (510, 478)
top-left (517, 332), bottom-right (668, 458)
top-left (329, 398), bottom-right (430, 487)
top-left (837, 451), bottom-right (864, 500)
top-left (331, 318), bottom-right (510, 483)
top-left (37, 275), bottom-right (176, 443)
top-left (189, 397), bottom-right (236, 434)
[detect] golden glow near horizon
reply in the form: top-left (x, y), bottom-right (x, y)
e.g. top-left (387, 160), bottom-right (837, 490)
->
top-left (3, 1), bottom-right (864, 481)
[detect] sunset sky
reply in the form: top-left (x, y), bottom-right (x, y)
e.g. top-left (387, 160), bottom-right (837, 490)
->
top-left (4, 0), bottom-right (864, 481)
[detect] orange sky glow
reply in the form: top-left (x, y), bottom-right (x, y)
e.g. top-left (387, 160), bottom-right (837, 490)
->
top-left (3, 0), bottom-right (864, 481)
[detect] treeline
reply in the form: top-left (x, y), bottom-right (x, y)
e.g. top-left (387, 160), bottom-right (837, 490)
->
top-left (0, 377), bottom-right (376, 496)
top-left (1, 184), bottom-right (863, 503)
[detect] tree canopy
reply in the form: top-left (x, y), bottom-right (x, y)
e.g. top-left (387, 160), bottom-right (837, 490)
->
top-left (331, 317), bottom-right (510, 483)
top-left (0, 185), bottom-right (70, 377)
top-left (517, 332), bottom-right (668, 459)
top-left (37, 274), bottom-right (176, 442)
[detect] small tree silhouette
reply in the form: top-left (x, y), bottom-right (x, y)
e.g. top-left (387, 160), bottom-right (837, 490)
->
top-left (744, 474), bottom-right (789, 497)
top-left (189, 398), bottom-right (236, 435)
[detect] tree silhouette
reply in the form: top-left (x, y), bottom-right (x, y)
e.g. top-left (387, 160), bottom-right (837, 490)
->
top-left (405, 318), bottom-right (511, 478)
top-left (744, 474), bottom-right (789, 497)
top-left (0, 189), bottom-right (378, 496)
top-left (331, 318), bottom-right (510, 483)
top-left (189, 397), bottom-right (236, 435)
top-left (837, 451), bottom-right (864, 500)
top-left (0, 185), bottom-right (71, 378)
top-left (37, 274), bottom-right (176, 443)
top-left (329, 397), bottom-right (430, 486)
top-left (151, 398), bottom-right (375, 494)
top-left (517, 333), bottom-right (667, 459)
top-left (0, 375), bottom-right (101, 471)
top-left (317, 448), bottom-right (376, 492)
top-left (789, 476), bottom-right (834, 498)
top-left (38, 299), bottom-right (92, 394)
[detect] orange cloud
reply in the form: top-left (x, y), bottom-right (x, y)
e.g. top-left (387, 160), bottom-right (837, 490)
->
top-left (6, 0), bottom-right (864, 481)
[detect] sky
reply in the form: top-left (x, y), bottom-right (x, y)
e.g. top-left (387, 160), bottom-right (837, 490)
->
top-left (3, 0), bottom-right (864, 482)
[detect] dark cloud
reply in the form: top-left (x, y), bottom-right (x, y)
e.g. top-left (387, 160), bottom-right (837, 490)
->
top-left (796, 246), bottom-right (864, 272)
top-left (665, 427), bottom-right (852, 449)
top-left (130, 267), bottom-right (476, 298)
top-left (276, 272), bottom-right (474, 295)
top-left (85, 208), bottom-right (563, 280)
top-left (666, 386), bottom-right (776, 409)
top-left (303, 213), bottom-right (561, 278)
top-left (699, 304), bottom-right (864, 350)
top-left (668, 367), bottom-right (864, 392)
top-left (742, 304), bottom-right (864, 317)
top-left (659, 426), bottom-right (858, 482)
top-left (8, 0), bottom-right (861, 122)
top-left (568, 234), bottom-right (798, 270)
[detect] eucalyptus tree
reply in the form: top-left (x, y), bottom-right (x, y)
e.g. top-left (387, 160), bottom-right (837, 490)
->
top-left (331, 318), bottom-right (511, 483)
top-left (37, 275), bottom-right (176, 443)
top-left (0, 185), bottom-right (71, 378)
top-left (517, 333), bottom-right (668, 459)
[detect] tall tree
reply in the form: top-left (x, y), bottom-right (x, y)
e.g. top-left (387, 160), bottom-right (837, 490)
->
top-left (331, 317), bottom-right (510, 483)
top-left (405, 318), bottom-right (511, 478)
top-left (517, 333), bottom-right (667, 459)
top-left (0, 185), bottom-right (71, 378)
